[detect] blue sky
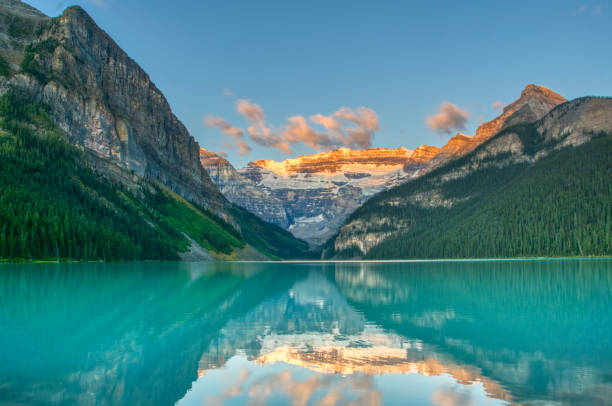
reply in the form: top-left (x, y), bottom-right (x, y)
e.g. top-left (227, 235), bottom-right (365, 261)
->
top-left (29, 0), bottom-right (612, 167)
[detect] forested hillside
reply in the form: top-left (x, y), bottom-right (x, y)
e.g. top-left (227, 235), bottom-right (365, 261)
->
top-left (0, 89), bottom-right (311, 261)
top-left (0, 90), bottom-right (232, 260)
top-left (0, 1), bottom-right (315, 261)
top-left (327, 120), bottom-right (612, 259)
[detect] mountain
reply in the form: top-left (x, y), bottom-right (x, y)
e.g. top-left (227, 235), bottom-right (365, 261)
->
top-left (201, 85), bottom-right (567, 247)
top-left (0, 0), bottom-right (311, 261)
top-left (2, 2), bottom-right (223, 208)
top-left (201, 147), bottom-right (437, 245)
top-left (200, 148), bottom-right (291, 228)
top-left (325, 95), bottom-right (612, 259)
top-left (426, 84), bottom-right (567, 170)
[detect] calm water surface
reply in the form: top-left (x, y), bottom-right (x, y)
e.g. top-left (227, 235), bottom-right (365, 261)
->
top-left (0, 260), bottom-right (611, 405)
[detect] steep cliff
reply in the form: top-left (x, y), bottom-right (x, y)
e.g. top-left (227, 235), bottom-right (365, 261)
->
top-left (0, 1), bottom-right (312, 260)
top-left (0, 2), bottom-right (223, 210)
top-left (200, 148), bottom-right (291, 228)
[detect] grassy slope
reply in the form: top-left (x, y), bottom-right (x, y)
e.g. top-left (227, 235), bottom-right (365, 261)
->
top-left (141, 185), bottom-right (245, 255)
top-left (332, 131), bottom-right (612, 259)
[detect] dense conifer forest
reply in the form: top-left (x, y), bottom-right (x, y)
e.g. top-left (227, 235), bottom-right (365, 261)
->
top-left (331, 130), bottom-right (612, 259)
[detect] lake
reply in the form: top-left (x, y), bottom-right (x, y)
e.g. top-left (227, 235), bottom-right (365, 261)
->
top-left (0, 259), bottom-right (610, 405)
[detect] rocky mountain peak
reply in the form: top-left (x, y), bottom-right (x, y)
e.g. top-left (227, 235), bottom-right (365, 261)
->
top-left (425, 133), bottom-right (479, 168)
top-left (475, 84), bottom-right (566, 141)
top-left (0, 0), bottom-right (224, 210)
top-left (453, 132), bottom-right (471, 139)
top-left (0, 0), bottom-right (49, 67)
top-left (444, 133), bottom-right (475, 147)
top-left (515, 84), bottom-right (566, 106)
top-left (405, 145), bottom-right (440, 164)
top-left (200, 148), bottom-right (230, 168)
top-left (251, 147), bottom-right (414, 176)
top-left (448, 132), bottom-right (477, 147)
top-left (503, 84), bottom-right (567, 116)
top-left (60, 5), bottom-right (92, 21)
top-left (412, 144), bottom-right (440, 155)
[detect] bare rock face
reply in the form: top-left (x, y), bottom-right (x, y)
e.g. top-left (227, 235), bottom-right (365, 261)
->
top-left (403, 145), bottom-right (441, 171)
top-left (0, 3), bottom-right (223, 209)
top-left (427, 133), bottom-right (479, 167)
top-left (0, 0), bottom-right (47, 68)
top-left (538, 97), bottom-right (612, 148)
top-left (426, 85), bottom-right (567, 171)
top-left (332, 218), bottom-right (393, 255)
top-left (200, 148), bottom-right (290, 228)
top-left (477, 84), bottom-right (566, 140)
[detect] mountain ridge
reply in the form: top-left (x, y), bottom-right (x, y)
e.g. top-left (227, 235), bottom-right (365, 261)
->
top-left (201, 84), bottom-right (569, 246)
top-left (325, 95), bottom-right (612, 258)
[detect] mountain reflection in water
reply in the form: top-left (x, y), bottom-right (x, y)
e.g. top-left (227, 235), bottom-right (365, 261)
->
top-left (0, 259), bottom-right (610, 405)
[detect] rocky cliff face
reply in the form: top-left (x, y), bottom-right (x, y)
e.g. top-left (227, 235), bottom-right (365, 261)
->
top-left (402, 145), bottom-right (441, 171)
top-left (425, 133), bottom-right (479, 168)
top-left (0, 1), bottom-right (318, 260)
top-left (537, 96), bottom-right (612, 147)
top-left (251, 147), bottom-right (414, 174)
top-left (0, 1), bottom-right (223, 210)
top-left (0, 0), bottom-right (46, 67)
top-left (200, 148), bottom-right (291, 228)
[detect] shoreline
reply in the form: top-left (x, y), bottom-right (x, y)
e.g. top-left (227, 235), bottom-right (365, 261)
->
top-left (1, 256), bottom-right (611, 265)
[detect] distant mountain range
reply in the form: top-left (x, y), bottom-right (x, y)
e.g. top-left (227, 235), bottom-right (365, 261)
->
top-left (201, 147), bottom-right (421, 245)
top-left (200, 84), bottom-right (581, 247)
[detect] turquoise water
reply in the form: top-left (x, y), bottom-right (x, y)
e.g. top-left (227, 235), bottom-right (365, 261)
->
top-left (0, 259), bottom-right (611, 405)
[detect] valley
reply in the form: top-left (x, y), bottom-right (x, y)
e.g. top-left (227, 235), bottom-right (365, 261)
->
top-left (201, 84), bottom-right (592, 250)
top-left (0, 0), bottom-right (609, 261)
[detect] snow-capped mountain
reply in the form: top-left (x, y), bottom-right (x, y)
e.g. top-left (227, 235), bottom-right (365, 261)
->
top-left (201, 147), bottom-right (432, 245)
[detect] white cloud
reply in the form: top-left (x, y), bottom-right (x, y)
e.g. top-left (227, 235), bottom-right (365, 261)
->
top-left (426, 102), bottom-right (470, 136)
top-left (204, 115), bottom-right (252, 155)
top-left (311, 106), bottom-right (379, 150)
top-left (229, 99), bottom-right (380, 154)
